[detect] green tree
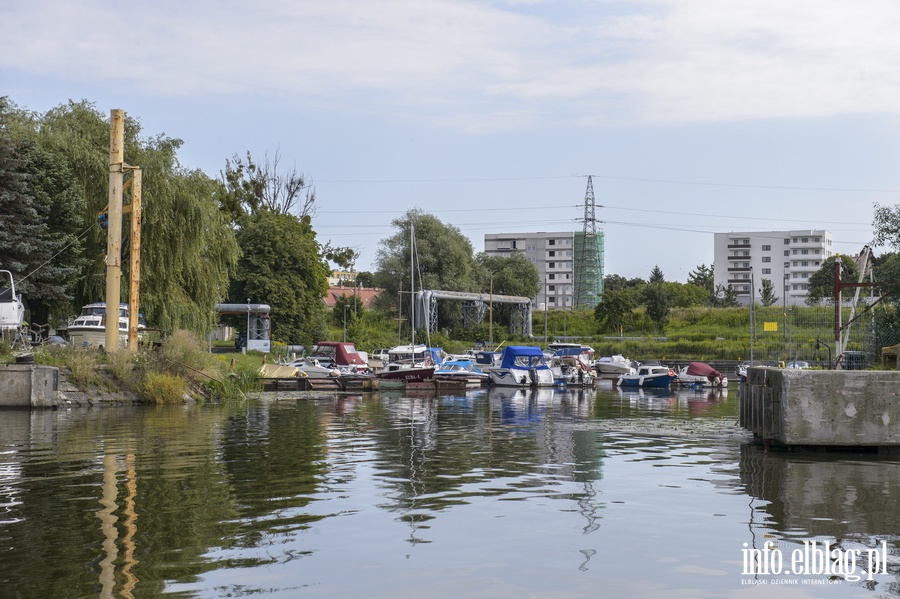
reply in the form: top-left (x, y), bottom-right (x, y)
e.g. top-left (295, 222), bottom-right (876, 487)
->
top-left (643, 266), bottom-right (669, 330)
top-left (7, 100), bottom-right (238, 333)
top-left (688, 263), bottom-right (715, 304)
top-left (220, 150), bottom-right (316, 220)
top-left (874, 252), bottom-right (900, 303)
top-left (712, 283), bottom-right (740, 307)
top-left (594, 288), bottom-right (634, 335)
top-left (0, 100), bottom-right (52, 312)
top-left (759, 278), bottom-right (778, 306)
top-left (230, 210), bottom-right (329, 345)
top-left (373, 209), bottom-right (479, 331)
top-left (806, 255), bottom-right (860, 305)
top-left (475, 252), bottom-right (540, 299)
top-left (664, 281), bottom-right (708, 308)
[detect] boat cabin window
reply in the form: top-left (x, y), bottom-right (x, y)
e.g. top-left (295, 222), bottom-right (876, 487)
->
top-left (513, 355), bottom-right (544, 368)
top-left (0, 288), bottom-right (11, 301)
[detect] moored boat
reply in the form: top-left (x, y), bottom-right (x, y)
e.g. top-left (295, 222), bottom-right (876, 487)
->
top-left (66, 302), bottom-right (146, 349)
top-left (594, 354), bottom-right (636, 378)
top-left (308, 341), bottom-right (370, 374)
top-left (549, 346), bottom-right (596, 387)
top-left (617, 364), bottom-right (676, 388)
top-left (674, 362), bottom-right (728, 387)
top-left (0, 270), bottom-right (25, 334)
top-left (489, 345), bottom-right (555, 387)
top-left (434, 359), bottom-right (490, 387)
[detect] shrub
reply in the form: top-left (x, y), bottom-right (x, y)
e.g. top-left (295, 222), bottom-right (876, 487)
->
top-left (141, 372), bottom-right (189, 405)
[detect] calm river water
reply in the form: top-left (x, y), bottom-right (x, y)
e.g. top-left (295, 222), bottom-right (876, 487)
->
top-left (2, 383), bottom-right (899, 598)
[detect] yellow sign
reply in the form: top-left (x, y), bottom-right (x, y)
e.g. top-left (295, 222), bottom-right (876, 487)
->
top-left (764, 322), bottom-right (778, 332)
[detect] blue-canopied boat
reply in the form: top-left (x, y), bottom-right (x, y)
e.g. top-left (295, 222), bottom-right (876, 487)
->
top-left (617, 364), bottom-right (676, 388)
top-left (434, 359), bottom-right (490, 387)
top-left (489, 345), bottom-right (555, 387)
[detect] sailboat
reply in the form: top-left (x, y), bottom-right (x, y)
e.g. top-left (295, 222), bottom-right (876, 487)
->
top-left (376, 221), bottom-right (435, 382)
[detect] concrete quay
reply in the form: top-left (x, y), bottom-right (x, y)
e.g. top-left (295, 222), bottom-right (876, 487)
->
top-left (741, 367), bottom-right (900, 450)
top-left (0, 364), bottom-right (59, 408)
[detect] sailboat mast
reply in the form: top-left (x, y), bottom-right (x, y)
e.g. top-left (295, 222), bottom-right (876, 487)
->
top-left (410, 221), bottom-right (415, 348)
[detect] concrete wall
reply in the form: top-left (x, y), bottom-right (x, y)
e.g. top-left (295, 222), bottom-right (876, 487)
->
top-left (741, 367), bottom-right (900, 447)
top-left (0, 364), bottom-right (59, 408)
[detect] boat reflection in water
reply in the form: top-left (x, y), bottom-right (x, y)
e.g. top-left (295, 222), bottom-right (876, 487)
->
top-left (616, 385), bottom-right (729, 415)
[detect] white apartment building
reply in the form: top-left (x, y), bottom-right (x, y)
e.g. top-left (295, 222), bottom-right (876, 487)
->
top-left (484, 232), bottom-right (577, 309)
top-left (713, 230), bottom-right (833, 305)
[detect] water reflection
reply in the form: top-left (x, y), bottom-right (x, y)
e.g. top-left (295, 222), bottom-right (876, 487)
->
top-left (0, 387), bottom-right (899, 597)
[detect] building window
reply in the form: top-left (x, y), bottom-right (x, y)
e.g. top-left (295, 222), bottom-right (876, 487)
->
top-left (549, 262), bottom-right (555, 268)
top-left (549, 239), bottom-right (555, 246)
top-left (548, 285), bottom-right (555, 292)
top-left (743, 286), bottom-right (750, 291)
top-left (793, 250), bottom-right (798, 255)
top-left (802, 249), bottom-right (809, 255)
top-left (762, 245), bottom-right (771, 251)
top-left (762, 257), bottom-right (771, 263)
top-left (762, 268), bottom-right (771, 274)
top-left (549, 251), bottom-right (555, 257)
top-left (743, 251), bottom-right (750, 256)
top-left (802, 261), bottom-right (808, 266)
top-left (784, 250), bottom-right (790, 256)
top-left (784, 239), bottom-right (790, 245)
top-left (549, 274), bottom-right (555, 280)
top-left (815, 237), bottom-right (820, 242)
top-left (802, 237), bottom-right (808, 243)
top-left (549, 297), bottom-right (555, 304)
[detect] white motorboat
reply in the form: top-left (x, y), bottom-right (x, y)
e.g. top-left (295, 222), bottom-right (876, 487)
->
top-left (434, 359), bottom-right (490, 387)
top-left (594, 355), bottom-right (636, 377)
top-left (489, 345), bottom-right (555, 387)
top-left (0, 270), bottom-right (25, 333)
top-left (617, 365), bottom-right (677, 388)
top-left (548, 346), bottom-right (596, 387)
top-left (674, 362), bottom-right (728, 387)
top-left (67, 302), bottom-right (146, 349)
top-left (284, 357), bottom-right (341, 379)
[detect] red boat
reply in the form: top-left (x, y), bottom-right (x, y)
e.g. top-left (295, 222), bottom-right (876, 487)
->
top-left (309, 341), bottom-right (370, 374)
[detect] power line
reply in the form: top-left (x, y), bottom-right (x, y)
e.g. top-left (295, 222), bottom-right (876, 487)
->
top-left (315, 172), bottom-right (900, 193)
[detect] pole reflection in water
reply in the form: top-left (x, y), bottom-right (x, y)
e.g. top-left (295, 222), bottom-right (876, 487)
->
top-left (0, 386), bottom-right (899, 597)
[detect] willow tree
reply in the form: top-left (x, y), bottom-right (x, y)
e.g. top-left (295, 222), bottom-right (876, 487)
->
top-left (6, 99), bottom-right (239, 333)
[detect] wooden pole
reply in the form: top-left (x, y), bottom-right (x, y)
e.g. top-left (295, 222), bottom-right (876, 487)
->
top-left (833, 258), bottom-right (842, 367)
top-left (128, 167), bottom-right (142, 351)
top-left (105, 110), bottom-right (125, 352)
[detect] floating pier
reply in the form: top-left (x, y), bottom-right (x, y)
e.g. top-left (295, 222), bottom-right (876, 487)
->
top-left (740, 367), bottom-right (900, 450)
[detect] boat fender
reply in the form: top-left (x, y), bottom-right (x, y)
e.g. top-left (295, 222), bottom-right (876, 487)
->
top-left (667, 369), bottom-right (675, 377)
top-left (638, 375), bottom-right (644, 386)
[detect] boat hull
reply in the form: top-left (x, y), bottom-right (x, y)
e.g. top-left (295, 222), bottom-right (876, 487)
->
top-left (617, 373), bottom-right (675, 388)
top-left (375, 367), bottom-right (435, 382)
top-left (489, 367), bottom-right (555, 387)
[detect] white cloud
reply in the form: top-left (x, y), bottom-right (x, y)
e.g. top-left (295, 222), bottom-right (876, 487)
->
top-left (4, 0), bottom-right (900, 129)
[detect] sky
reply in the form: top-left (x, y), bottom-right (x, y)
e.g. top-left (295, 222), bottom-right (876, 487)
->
top-left (2, 0), bottom-right (897, 282)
